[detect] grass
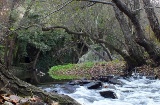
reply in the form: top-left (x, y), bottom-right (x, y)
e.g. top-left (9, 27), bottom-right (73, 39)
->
top-left (48, 62), bottom-right (95, 80)
top-left (48, 60), bottom-right (125, 80)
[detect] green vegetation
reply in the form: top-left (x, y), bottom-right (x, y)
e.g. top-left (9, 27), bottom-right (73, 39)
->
top-left (48, 61), bottom-right (125, 80)
top-left (48, 62), bottom-right (95, 80)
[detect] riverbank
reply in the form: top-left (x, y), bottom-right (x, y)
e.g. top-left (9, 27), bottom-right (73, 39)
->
top-left (49, 61), bottom-right (160, 80)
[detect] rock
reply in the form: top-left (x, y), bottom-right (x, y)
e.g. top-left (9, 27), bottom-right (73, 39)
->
top-left (61, 84), bottom-right (78, 93)
top-left (108, 78), bottom-right (124, 85)
top-left (104, 85), bottom-right (116, 89)
top-left (99, 91), bottom-right (117, 99)
top-left (79, 80), bottom-right (92, 86)
top-left (87, 81), bottom-right (102, 89)
top-left (146, 76), bottom-right (156, 80)
top-left (68, 79), bottom-right (92, 86)
top-left (98, 75), bottom-right (114, 82)
top-left (68, 80), bottom-right (81, 85)
top-left (51, 90), bottom-right (58, 93)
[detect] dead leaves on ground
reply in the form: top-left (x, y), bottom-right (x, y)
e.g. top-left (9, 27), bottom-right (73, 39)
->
top-left (0, 93), bottom-right (57, 105)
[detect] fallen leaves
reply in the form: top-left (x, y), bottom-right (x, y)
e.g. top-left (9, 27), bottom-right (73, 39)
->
top-left (0, 94), bottom-right (45, 105)
top-left (0, 92), bottom-right (60, 105)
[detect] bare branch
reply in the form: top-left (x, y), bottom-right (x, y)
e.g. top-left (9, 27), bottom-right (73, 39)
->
top-left (76, 0), bottom-right (113, 5)
top-left (42, 26), bottom-right (85, 36)
top-left (80, 36), bottom-right (109, 61)
top-left (41, 0), bottom-right (73, 19)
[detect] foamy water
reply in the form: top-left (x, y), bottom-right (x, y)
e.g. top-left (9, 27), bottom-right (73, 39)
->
top-left (43, 77), bottom-right (160, 105)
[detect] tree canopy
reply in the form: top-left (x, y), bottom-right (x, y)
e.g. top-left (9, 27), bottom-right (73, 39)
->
top-left (1, 0), bottom-right (160, 104)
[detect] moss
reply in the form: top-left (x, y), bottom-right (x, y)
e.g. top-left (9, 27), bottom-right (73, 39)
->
top-left (48, 61), bottom-right (126, 80)
top-left (48, 62), bottom-right (95, 80)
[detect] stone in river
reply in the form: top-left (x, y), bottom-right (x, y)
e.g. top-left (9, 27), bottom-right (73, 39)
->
top-left (87, 81), bottom-right (102, 89)
top-left (99, 90), bottom-right (117, 99)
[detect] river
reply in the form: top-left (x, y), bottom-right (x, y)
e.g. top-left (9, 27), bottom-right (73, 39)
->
top-left (42, 76), bottom-right (160, 105)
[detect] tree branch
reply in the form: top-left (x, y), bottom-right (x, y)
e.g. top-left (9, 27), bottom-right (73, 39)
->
top-left (81, 37), bottom-right (109, 61)
top-left (41, 0), bottom-right (73, 19)
top-left (42, 26), bottom-right (85, 36)
top-left (142, 0), bottom-right (160, 40)
top-left (76, 0), bottom-right (113, 5)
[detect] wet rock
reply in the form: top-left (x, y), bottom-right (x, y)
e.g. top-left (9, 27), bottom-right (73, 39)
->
top-left (68, 79), bottom-right (92, 86)
top-left (132, 76), bottom-right (143, 79)
top-left (61, 84), bottom-right (78, 93)
top-left (104, 85), bottom-right (116, 89)
top-left (68, 80), bottom-right (81, 85)
top-left (87, 81), bottom-right (102, 89)
top-left (79, 80), bottom-right (92, 86)
top-left (146, 76), bottom-right (156, 80)
top-left (99, 91), bottom-right (117, 99)
top-left (98, 75), bottom-right (114, 82)
top-left (51, 90), bottom-right (58, 93)
top-left (108, 78), bottom-right (124, 85)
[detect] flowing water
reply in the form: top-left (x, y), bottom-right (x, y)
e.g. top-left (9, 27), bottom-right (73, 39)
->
top-left (42, 77), bottom-right (160, 105)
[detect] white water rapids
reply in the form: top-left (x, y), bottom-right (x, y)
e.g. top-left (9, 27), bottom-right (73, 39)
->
top-left (42, 77), bottom-right (160, 105)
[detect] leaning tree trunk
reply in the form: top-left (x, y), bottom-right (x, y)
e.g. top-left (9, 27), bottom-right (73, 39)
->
top-left (113, 5), bottom-right (146, 67)
top-left (0, 63), bottom-right (81, 105)
top-left (93, 38), bottom-right (138, 75)
top-left (142, 0), bottom-right (160, 40)
top-left (112, 0), bottom-right (160, 65)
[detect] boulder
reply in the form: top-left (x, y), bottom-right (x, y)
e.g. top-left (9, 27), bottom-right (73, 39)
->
top-left (108, 78), bottom-right (124, 85)
top-left (98, 75), bottom-right (114, 82)
top-left (61, 84), bottom-right (78, 93)
top-left (99, 91), bottom-right (117, 99)
top-left (87, 81), bottom-right (102, 89)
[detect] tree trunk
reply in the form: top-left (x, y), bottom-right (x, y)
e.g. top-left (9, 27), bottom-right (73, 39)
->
top-left (142, 0), bottom-right (160, 40)
top-left (31, 50), bottom-right (41, 84)
top-left (112, 0), bottom-right (160, 65)
top-left (113, 5), bottom-right (146, 67)
top-left (0, 63), bottom-right (81, 105)
top-left (93, 38), bottom-right (138, 73)
top-left (99, 43), bottom-right (113, 61)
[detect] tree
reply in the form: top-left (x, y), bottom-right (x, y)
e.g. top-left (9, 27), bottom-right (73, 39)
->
top-left (113, 5), bottom-right (146, 70)
top-left (0, 1), bottom-right (81, 104)
top-left (112, 0), bottom-right (160, 65)
top-left (44, 0), bottom-right (160, 73)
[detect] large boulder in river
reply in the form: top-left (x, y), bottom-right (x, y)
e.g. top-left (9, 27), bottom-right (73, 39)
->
top-left (87, 81), bottom-right (102, 89)
top-left (99, 91), bottom-right (117, 99)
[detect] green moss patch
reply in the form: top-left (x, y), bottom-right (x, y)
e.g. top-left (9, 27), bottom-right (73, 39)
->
top-left (48, 61), bottom-right (125, 80)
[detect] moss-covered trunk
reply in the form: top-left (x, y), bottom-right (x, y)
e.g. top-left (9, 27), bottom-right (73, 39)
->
top-left (0, 63), bottom-right (81, 105)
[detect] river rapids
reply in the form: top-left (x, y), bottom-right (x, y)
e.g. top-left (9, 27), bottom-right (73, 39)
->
top-left (42, 76), bottom-right (160, 105)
